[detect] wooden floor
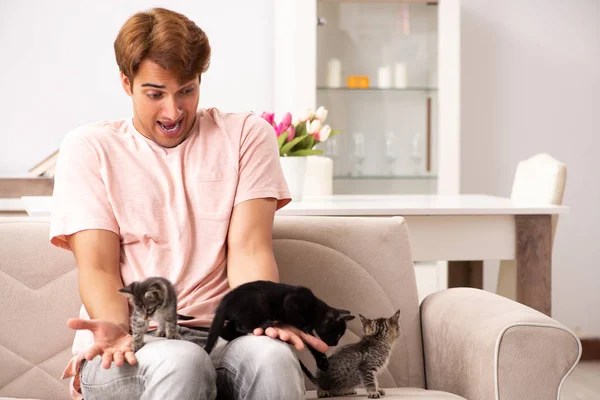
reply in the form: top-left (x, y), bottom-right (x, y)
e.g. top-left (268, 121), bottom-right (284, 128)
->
top-left (561, 361), bottom-right (600, 399)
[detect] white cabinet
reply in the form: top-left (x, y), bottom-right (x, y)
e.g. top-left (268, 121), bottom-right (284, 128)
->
top-left (274, 0), bottom-right (461, 196)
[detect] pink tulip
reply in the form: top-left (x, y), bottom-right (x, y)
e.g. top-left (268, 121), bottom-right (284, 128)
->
top-left (286, 125), bottom-right (295, 142)
top-left (281, 112), bottom-right (292, 128)
top-left (274, 112), bottom-right (293, 136)
top-left (260, 112), bottom-right (275, 126)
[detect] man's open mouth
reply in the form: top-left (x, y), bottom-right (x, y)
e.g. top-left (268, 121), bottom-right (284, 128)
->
top-left (157, 118), bottom-right (183, 136)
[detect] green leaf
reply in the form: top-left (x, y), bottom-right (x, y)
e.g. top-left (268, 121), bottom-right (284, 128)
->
top-left (307, 135), bottom-right (316, 150)
top-left (280, 135), bottom-right (307, 155)
top-left (277, 131), bottom-right (289, 150)
top-left (329, 129), bottom-right (341, 138)
top-left (288, 149), bottom-right (324, 156)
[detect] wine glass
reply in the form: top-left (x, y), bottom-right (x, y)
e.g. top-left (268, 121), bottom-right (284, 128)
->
top-left (384, 132), bottom-right (398, 175)
top-left (350, 132), bottom-right (366, 176)
top-left (325, 136), bottom-right (339, 175)
top-left (410, 132), bottom-right (423, 174)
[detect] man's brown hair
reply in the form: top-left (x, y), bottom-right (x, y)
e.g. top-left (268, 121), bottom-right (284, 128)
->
top-left (114, 8), bottom-right (211, 87)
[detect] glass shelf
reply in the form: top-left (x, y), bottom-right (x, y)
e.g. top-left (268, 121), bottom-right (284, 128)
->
top-left (318, 86), bottom-right (437, 92)
top-left (334, 174), bottom-right (437, 180)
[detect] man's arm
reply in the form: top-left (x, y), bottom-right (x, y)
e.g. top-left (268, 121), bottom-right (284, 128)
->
top-left (67, 229), bottom-right (129, 330)
top-left (226, 198), bottom-right (327, 353)
top-left (226, 198), bottom-right (279, 288)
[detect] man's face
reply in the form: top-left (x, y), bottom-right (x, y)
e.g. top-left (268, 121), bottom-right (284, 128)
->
top-left (120, 59), bottom-right (200, 148)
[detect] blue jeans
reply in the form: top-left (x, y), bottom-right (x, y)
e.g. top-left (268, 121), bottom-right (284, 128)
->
top-left (79, 327), bottom-right (305, 400)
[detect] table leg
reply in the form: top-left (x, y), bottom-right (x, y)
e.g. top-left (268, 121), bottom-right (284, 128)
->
top-left (448, 261), bottom-right (483, 289)
top-left (516, 214), bottom-right (552, 316)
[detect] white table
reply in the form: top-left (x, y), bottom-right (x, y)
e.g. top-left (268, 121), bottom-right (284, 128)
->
top-left (1, 194), bottom-right (568, 316)
top-left (276, 194), bottom-right (568, 316)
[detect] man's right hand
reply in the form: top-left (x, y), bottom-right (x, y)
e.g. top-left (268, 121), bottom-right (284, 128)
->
top-left (67, 318), bottom-right (137, 369)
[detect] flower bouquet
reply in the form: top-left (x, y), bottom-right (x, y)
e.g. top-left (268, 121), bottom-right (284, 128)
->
top-left (260, 106), bottom-right (340, 157)
top-left (260, 106), bottom-right (341, 201)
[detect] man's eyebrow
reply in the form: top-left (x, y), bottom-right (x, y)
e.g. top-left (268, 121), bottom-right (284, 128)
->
top-left (140, 83), bottom-right (166, 89)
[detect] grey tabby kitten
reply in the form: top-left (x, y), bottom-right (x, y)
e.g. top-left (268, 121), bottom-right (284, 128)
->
top-left (300, 310), bottom-right (401, 399)
top-left (119, 277), bottom-right (193, 352)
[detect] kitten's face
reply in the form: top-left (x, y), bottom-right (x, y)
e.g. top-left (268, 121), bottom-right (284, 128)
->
top-left (119, 281), bottom-right (166, 320)
top-left (359, 310), bottom-right (401, 342)
top-left (316, 308), bottom-right (355, 346)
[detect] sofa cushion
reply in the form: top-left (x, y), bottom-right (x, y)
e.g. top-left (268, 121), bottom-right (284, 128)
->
top-left (0, 219), bottom-right (79, 399)
top-left (273, 216), bottom-right (425, 389)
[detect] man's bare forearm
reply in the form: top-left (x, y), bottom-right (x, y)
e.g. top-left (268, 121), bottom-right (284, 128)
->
top-left (227, 249), bottom-right (279, 289)
top-left (79, 268), bottom-right (130, 330)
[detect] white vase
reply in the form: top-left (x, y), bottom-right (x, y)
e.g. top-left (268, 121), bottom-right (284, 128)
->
top-left (280, 156), bottom-right (308, 201)
top-left (303, 156), bottom-right (333, 196)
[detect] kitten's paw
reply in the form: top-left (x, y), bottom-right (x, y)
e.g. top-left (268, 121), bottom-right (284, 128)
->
top-left (132, 341), bottom-right (144, 353)
top-left (155, 329), bottom-right (166, 337)
top-left (367, 392), bottom-right (381, 399)
top-left (166, 332), bottom-right (180, 340)
top-left (378, 388), bottom-right (386, 395)
top-left (317, 390), bottom-right (334, 398)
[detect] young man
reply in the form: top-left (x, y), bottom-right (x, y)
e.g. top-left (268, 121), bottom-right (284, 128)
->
top-left (50, 7), bottom-right (326, 400)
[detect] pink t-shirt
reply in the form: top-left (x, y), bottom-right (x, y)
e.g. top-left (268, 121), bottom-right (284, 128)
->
top-left (49, 108), bottom-right (290, 396)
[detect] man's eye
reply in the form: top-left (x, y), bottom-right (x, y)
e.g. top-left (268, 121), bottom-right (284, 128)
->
top-left (182, 87), bottom-right (195, 95)
top-left (147, 93), bottom-right (163, 99)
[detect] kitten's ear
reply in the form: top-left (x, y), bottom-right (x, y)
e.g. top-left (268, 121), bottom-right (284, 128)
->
top-left (343, 315), bottom-right (356, 322)
top-left (390, 310), bottom-right (401, 324)
top-left (144, 290), bottom-right (160, 302)
top-left (118, 285), bottom-right (133, 298)
top-left (358, 314), bottom-right (369, 326)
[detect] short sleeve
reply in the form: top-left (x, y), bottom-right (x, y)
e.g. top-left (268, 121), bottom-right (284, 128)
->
top-left (49, 130), bottom-right (120, 251)
top-left (233, 114), bottom-right (291, 209)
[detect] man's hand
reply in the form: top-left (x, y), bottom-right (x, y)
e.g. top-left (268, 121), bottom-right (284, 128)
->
top-left (67, 318), bottom-right (136, 369)
top-left (253, 325), bottom-right (329, 353)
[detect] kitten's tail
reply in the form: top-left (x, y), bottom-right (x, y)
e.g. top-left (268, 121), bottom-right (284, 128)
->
top-left (298, 360), bottom-right (318, 386)
top-left (204, 306), bottom-right (227, 354)
top-left (177, 313), bottom-right (194, 321)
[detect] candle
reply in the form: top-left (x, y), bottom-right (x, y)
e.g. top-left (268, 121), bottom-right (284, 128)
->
top-left (327, 58), bottom-right (341, 88)
top-left (394, 63), bottom-right (407, 88)
top-left (377, 66), bottom-right (392, 89)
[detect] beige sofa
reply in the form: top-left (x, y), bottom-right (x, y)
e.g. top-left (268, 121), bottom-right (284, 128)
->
top-left (0, 216), bottom-right (581, 399)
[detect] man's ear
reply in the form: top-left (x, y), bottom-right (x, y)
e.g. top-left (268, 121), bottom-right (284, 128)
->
top-left (120, 71), bottom-right (133, 96)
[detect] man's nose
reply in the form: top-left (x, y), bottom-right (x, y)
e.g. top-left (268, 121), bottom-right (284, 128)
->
top-left (163, 97), bottom-right (182, 120)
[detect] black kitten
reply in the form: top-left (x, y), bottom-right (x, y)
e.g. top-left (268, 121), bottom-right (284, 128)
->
top-left (204, 280), bottom-right (354, 370)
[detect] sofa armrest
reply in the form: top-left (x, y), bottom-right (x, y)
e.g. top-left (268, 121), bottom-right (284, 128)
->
top-left (420, 288), bottom-right (581, 400)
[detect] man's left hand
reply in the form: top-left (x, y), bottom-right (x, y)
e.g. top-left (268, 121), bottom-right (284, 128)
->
top-left (253, 325), bottom-right (329, 353)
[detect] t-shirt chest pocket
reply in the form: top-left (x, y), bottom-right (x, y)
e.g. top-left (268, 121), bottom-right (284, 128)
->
top-left (191, 170), bottom-right (235, 221)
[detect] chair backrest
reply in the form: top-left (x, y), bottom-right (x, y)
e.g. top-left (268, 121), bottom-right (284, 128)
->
top-left (510, 153), bottom-right (567, 239)
top-left (273, 216), bottom-right (426, 389)
top-left (0, 218), bottom-right (79, 399)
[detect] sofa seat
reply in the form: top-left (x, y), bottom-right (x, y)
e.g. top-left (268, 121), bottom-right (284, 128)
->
top-left (305, 388), bottom-right (466, 399)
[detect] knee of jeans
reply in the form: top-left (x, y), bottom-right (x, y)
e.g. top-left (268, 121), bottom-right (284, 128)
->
top-left (252, 336), bottom-right (302, 373)
top-left (140, 339), bottom-right (216, 382)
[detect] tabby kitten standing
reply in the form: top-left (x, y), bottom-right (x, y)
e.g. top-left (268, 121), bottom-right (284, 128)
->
top-left (119, 276), bottom-right (192, 352)
top-left (300, 310), bottom-right (401, 399)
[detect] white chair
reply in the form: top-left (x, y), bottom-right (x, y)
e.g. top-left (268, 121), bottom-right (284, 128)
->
top-left (496, 153), bottom-right (567, 299)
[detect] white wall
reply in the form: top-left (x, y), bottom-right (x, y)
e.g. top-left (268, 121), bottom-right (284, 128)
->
top-left (0, 0), bottom-right (274, 174)
top-left (460, 0), bottom-right (600, 336)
